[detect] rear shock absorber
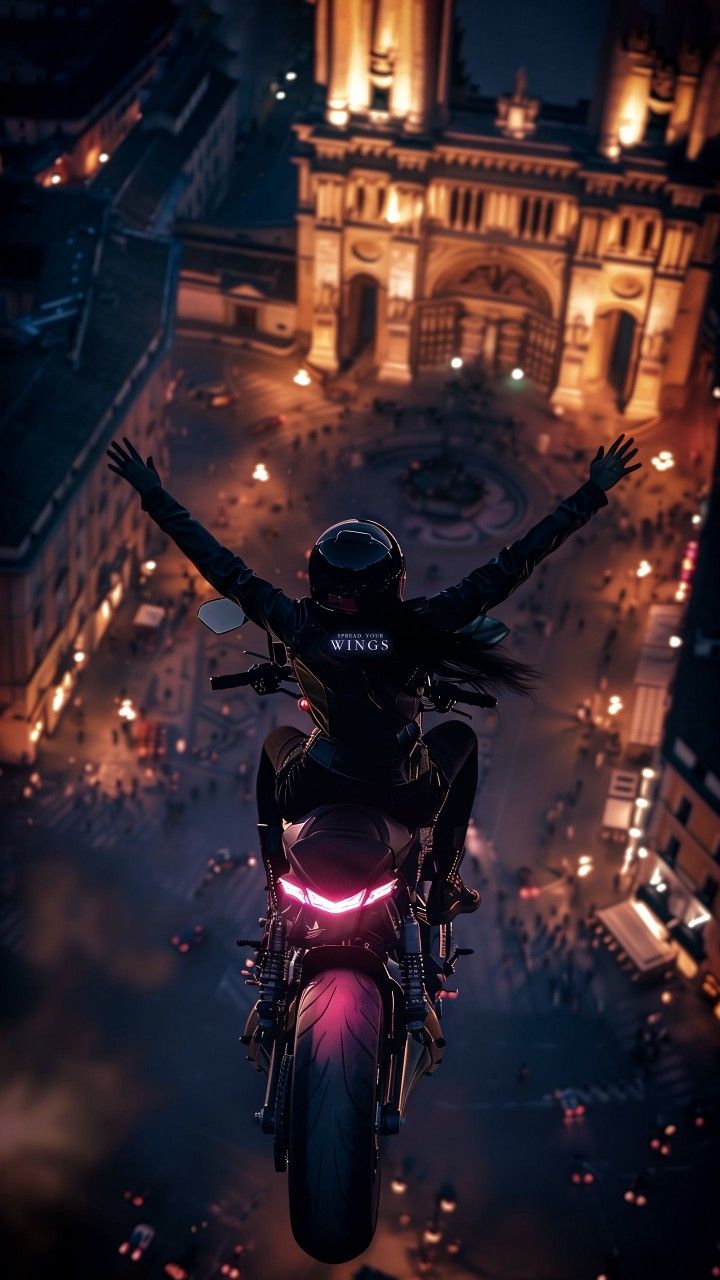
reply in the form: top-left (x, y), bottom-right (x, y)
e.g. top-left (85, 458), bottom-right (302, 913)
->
top-left (400, 912), bottom-right (428, 1037)
top-left (257, 911), bottom-right (287, 1030)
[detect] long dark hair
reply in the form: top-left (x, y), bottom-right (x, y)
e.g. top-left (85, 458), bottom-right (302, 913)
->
top-left (345, 596), bottom-right (542, 702)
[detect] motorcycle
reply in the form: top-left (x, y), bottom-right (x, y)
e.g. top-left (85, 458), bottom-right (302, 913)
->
top-left (198, 596), bottom-right (493, 1264)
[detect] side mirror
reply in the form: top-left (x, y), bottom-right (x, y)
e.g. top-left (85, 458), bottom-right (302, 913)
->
top-left (197, 598), bottom-right (247, 634)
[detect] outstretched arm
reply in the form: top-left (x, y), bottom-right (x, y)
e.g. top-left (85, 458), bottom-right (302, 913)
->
top-left (418, 434), bottom-right (641, 630)
top-left (106, 437), bottom-right (299, 641)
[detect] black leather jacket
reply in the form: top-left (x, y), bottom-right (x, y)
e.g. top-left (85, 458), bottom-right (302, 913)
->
top-left (142, 478), bottom-right (607, 783)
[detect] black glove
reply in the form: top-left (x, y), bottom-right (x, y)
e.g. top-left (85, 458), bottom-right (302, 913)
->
top-left (589, 433), bottom-right (642, 492)
top-left (106, 436), bottom-right (162, 498)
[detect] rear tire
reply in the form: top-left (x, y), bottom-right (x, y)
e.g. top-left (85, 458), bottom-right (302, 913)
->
top-left (288, 968), bottom-right (384, 1263)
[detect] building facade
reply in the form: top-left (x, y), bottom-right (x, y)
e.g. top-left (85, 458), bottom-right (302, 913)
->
top-left (294, 0), bottom-right (720, 418)
top-left (632, 435), bottom-right (720, 983)
top-left (0, 0), bottom-right (174, 184)
top-left (0, 183), bottom-right (179, 764)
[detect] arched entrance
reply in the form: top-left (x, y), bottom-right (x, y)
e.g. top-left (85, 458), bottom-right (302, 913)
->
top-left (341, 274), bottom-right (379, 365)
top-left (586, 308), bottom-right (640, 409)
top-left (420, 256), bottom-right (558, 387)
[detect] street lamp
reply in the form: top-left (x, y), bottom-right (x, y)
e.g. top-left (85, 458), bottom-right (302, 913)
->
top-left (651, 450), bottom-right (674, 471)
top-left (276, 89), bottom-right (287, 100)
top-left (449, 356), bottom-right (463, 370)
top-left (99, 151), bottom-right (109, 164)
top-left (293, 368), bottom-right (311, 386)
top-left (253, 463), bottom-right (270, 482)
top-left (510, 367), bottom-right (525, 381)
top-left (285, 70), bottom-right (297, 81)
top-left (668, 634), bottom-right (682, 648)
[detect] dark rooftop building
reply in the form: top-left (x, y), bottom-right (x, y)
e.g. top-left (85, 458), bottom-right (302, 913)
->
top-left (0, 178), bottom-right (179, 562)
top-left (0, 0), bottom-right (175, 178)
top-left (662, 433), bottom-right (720, 808)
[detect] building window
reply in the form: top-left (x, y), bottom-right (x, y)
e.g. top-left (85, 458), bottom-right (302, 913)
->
top-left (674, 796), bottom-right (692, 825)
top-left (371, 85), bottom-right (389, 112)
top-left (618, 216), bottom-right (630, 250)
top-left (662, 834), bottom-right (680, 866)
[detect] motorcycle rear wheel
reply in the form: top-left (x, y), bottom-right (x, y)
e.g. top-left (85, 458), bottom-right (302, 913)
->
top-left (288, 967), bottom-right (384, 1263)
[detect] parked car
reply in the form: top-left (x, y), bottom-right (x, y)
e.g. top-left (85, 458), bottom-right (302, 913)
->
top-left (555, 1088), bottom-right (586, 1121)
top-left (570, 1157), bottom-right (595, 1185)
top-left (624, 1171), bottom-right (650, 1206)
top-left (171, 924), bottom-right (206, 955)
top-left (118, 1224), bottom-right (155, 1262)
top-left (517, 865), bottom-right (540, 900)
top-left (249, 413), bottom-right (285, 435)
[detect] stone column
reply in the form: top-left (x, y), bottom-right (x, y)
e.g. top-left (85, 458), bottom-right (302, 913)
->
top-left (307, 229), bottom-right (342, 371)
top-left (378, 239), bottom-right (418, 382)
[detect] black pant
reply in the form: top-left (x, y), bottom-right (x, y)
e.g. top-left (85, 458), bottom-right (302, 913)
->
top-left (256, 720), bottom-right (478, 874)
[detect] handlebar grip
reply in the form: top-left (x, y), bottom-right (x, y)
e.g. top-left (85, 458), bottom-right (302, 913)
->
top-left (210, 671), bottom-right (255, 691)
top-left (455, 689), bottom-right (497, 708)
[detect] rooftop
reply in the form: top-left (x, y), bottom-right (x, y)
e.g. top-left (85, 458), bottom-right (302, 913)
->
top-left (0, 0), bottom-right (174, 122)
top-left (179, 230), bottom-right (296, 302)
top-left (93, 69), bottom-right (236, 231)
top-left (0, 221), bottom-right (178, 560)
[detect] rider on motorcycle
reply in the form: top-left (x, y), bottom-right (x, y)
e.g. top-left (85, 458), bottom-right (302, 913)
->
top-left (107, 432), bottom-right (640, 924)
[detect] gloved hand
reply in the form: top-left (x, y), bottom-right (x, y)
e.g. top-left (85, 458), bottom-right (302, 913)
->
top-left (106, 436), bottom-right (162, 498)
top-left (589, 433), bottom-right (642, 492)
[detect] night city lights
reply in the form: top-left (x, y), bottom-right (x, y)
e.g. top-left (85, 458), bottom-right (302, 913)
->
top-left (0, 2), bottom-right (719, 1279)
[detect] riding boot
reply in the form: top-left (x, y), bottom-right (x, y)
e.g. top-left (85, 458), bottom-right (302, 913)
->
top-left (425, 825), bottom-right (481, 926)
top-left (257, 823), bottom-right (288, 910)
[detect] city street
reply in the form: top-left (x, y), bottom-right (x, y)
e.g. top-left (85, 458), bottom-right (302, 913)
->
top-left (2, 339), bottom-right (719, 1280)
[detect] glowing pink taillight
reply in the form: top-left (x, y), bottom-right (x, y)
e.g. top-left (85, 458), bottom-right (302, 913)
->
top-left (278, 876), bottom-right (396, 914)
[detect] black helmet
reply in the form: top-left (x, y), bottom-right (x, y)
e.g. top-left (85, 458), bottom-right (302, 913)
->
top-left (308, 518), bottom-right (406, 612)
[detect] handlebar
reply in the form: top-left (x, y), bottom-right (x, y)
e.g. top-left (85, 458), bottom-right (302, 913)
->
top-left (210, 661), bottom-right (296, 695)
top-left (210, 671), bottom-right (258, 691)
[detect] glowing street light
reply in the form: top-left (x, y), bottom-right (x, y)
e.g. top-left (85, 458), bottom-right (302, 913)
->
top-left (99, 151), bottom-right (110, 164)
top-left (142, 559), bottom-right (157, 574)
top-left (390, 1175), bottom-right (408, 1195)
top-left (293, 368), bottom-right (311, 386)
top-left (73, 649), bottom-right (86, 664)
top-left (50, 173), bottom-right (61, 185)
top-left (668, 634), bottom-right (682, 648)
top-left (253, 462), bottom-right (270, 482)
top-left (608, 694), bottom-right (623, 716)
top-left (285, 70), bottom-right (297, 81)
top-left (276, 89), bottom-right (287, 100)
top-left (118, 698), bottom-right (137, 721)
top-left (651, 450), bottom-right (674, 471)
top-left (449, 356), bottom-right (463, 370)
top-left (636, 559), bottom-right (652, 579)
top-left (510, 367), bottom-right (525, 381)
top-left (712, 386), bottom-right (720, 399)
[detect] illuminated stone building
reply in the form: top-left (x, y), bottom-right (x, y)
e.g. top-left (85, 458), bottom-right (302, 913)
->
top-left (294, 0), bottom-right (720, 418)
